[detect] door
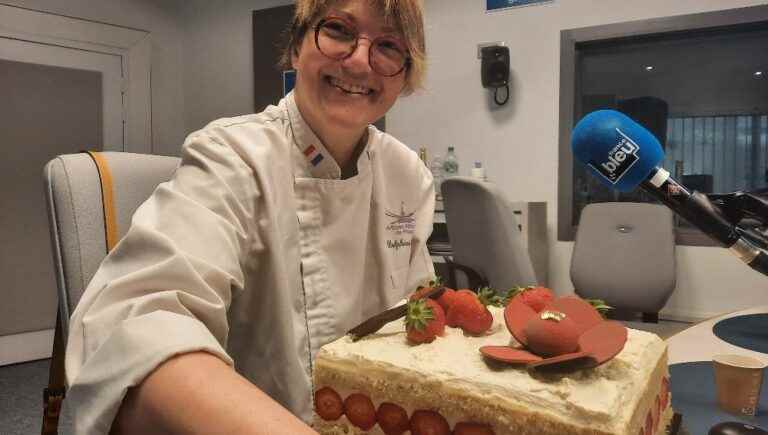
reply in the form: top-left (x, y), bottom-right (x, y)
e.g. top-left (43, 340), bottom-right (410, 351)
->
top-left (0, 38), bottom-right (124, 365)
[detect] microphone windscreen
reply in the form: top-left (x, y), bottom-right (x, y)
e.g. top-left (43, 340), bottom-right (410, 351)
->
top-left (571, 110), bottom-right (665, 192)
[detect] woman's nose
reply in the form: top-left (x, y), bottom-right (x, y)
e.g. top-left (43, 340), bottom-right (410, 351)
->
top-left (342, 38), bottom-right (373, 73)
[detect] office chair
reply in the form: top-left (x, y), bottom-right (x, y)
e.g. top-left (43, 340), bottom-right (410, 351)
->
top-left (42, 152), bottom-right (180, 433)
top-left (571, 202), bottom-right (676, 323)
top-left (44, 152), bottom-right (181, 336)
top-left (440, 177), bottom-right (537, 291)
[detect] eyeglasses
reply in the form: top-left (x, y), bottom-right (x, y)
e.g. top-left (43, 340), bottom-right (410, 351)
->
top-left (314, 16), bottom-right (411, 77)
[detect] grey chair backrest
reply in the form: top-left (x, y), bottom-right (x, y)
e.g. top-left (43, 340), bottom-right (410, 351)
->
top-left (441, 177), bottom-right (537, 290)
top-left (571, 202), bottom-right (676, 313)
top-left (44, 152), bottom-right (181, 337)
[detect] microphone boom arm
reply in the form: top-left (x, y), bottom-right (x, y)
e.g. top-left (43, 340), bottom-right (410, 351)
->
top-left (707, 191), bottom-right (768, 228)
top-left (639, 169), bottom-right (768, 277)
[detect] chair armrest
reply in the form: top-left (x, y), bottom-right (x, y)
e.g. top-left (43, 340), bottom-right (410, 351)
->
top-left (444, 260), bottom-right (489, 291)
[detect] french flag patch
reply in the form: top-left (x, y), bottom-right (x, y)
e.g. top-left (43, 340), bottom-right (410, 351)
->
top-left (303, 144), bottom-right (324, 166)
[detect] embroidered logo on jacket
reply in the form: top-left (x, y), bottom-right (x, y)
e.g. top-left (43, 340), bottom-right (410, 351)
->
top-left (386, 202), bottom-right (416, 235)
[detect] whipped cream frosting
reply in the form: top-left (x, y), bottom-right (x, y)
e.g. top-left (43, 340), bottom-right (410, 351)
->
top-left (316, 306), bottom-right (667, 433)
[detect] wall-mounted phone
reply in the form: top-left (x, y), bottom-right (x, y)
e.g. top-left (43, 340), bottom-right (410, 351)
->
top-left (480, 44), bottom-right (510, 106)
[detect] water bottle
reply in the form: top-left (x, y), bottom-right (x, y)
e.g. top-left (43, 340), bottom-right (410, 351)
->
top-left (443, 146), bottom-right (459, 178)
top-left (430, 154), bottom-right (444, 198)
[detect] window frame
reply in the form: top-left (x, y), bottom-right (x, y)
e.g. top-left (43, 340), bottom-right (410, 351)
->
top-left (557, 4), bottom-right (768, 245)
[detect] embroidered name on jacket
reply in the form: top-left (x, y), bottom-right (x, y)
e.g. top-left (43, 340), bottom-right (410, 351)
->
top-left (385, 202), bottom-right (416, 235)
top-left (387, 239), bottom-right (412, 250)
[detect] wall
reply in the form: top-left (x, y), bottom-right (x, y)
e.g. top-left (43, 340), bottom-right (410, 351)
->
top-left (9, 0), bottom-right (767, 321)
top-left (181, 0), bottom-right (294, 133)
top-left (387, 0), bottom-right (768, 321)
top-left (3, 0), bottom-right (188, 156)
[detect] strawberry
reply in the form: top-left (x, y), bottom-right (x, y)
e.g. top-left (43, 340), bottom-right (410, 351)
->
top-left (314, 387), bottom-right (344, 421)
top-left (377, 402), bottom-right (410, 435)
top-left (477, 287), bottom-right (504, 307)
top-left (344, 393), bottom-right (376, 430)
top-left (523, 310), bottom-right (580, 357)
top-left (660, 377), bottom-right (669, 409)
top-left (454, 421), bottom-right (496, 435)
top-left (446, 289), bottom-right (493, 335)
top-left (506, 286), bottom-right (554, 313)
top-left (410, 409), bottom-right (450, 435)
top-left (410, 281), bottom-right (459, 314)
top-left (645, 411), bottom-right (652, 435)
top-left (658, 392), bottom-right (664, 417)
top-left (406, 298), bottom-right (446, 344)
top-left (410, 277), bottom-right (446, 301)
top-left (444, 290), bottom-right (470, 328)
top-left (584, 298), bottom-right (614, 318)
top-left (436, 287), bottom-right (458, 312)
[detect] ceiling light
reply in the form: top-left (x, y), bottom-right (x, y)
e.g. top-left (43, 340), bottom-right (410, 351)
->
top-left (755, 71), bottom-right (764, 77)
top-left (645, 65), bottom-right (654, 71)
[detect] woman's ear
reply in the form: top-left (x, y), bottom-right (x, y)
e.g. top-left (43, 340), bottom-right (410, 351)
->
top-left (291, 46), bottom-right (301, 70)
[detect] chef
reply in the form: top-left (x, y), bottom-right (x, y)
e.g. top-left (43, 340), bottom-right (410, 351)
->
top-left (63, 0), bottom-right (433, 433)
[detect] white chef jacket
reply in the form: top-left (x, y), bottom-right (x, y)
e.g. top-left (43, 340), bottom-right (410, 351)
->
top-left (64, 92), bottom-right (435, 434)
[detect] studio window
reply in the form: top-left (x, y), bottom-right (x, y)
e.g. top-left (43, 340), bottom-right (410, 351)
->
top-left (558, 6), bottom-right (768, 245)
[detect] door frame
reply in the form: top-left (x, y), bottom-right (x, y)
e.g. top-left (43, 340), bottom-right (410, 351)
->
top-left (0, 3), bottom-right (152, 153)
top-left (0, 4), bottom-right (152, 365)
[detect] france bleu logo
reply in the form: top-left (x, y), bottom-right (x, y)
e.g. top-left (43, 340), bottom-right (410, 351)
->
top-left (588, 127), bottom-right (640, 184)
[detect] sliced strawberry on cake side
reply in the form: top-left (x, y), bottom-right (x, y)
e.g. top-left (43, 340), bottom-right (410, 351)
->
top-left (376, 402), bottom-right (410, 435)
top-left (314, 386), bottom-right (344, 421)
top-left (410, 409), bottom-right (451, 435)
top-left (406, 298), bottom-right (446, 344)
top-left (343, 393), bottom-right (377, 431)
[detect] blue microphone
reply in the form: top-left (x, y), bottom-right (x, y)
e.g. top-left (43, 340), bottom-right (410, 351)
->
top-left (572, 110), bottom-right (664, 193)
top-left (572, 109), bottom-right (768, 276)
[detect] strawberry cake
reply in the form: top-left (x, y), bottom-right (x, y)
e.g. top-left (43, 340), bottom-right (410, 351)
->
top-left (311, 287), bottom-right (673, 435)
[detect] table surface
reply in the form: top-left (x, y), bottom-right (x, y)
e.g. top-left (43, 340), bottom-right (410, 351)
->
top-left (665, 305), bottom-right (768, 434)
top-left (666, 305), bottom-right (768, 365)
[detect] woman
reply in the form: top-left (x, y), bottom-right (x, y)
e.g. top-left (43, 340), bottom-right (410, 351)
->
top-left (64, 0), bottom-right (432, 433)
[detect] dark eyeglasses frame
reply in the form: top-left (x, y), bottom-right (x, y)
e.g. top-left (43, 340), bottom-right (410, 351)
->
top-left (313, 16), bottom-right (411, 77)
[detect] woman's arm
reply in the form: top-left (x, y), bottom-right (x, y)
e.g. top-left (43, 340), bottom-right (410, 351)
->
top-left (112, 351), bottom-right (317, 435)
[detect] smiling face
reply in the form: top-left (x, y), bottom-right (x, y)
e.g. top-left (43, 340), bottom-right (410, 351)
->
top-left (291, 0), bottom-right (407, 139)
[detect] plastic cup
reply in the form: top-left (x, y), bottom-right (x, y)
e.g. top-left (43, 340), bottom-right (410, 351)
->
top-left (712, 354), bottom-right (766, 416)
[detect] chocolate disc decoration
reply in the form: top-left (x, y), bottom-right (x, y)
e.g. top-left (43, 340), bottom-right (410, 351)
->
top-left (483, 295), bottom-right (628, 372)
top-left (480, 346), bottom-right (542, 364)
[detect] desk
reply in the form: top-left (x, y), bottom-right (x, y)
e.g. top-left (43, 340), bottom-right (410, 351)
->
top-left (667, 305), bottom-right (768, 366)
top-left (666, 306), bottom-right (768, 433)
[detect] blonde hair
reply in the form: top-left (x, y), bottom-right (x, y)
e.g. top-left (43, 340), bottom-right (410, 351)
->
top-left (279, 0), bottom-right (426, 94)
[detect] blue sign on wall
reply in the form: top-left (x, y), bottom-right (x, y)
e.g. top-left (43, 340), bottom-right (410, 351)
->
top-left (283, 69), bottom-right (296, 95)
top-left (487, 0), bottom-right (553, 12)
